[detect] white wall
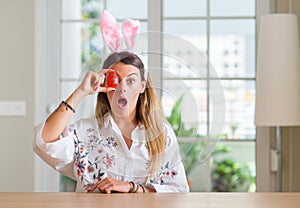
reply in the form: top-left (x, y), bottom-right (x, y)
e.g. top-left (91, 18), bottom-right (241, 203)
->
top-left (0, 0), bottom-right (35, 191)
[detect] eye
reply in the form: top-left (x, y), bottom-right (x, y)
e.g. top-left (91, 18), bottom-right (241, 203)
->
top-left (126, 78), bottom-right (136, 85)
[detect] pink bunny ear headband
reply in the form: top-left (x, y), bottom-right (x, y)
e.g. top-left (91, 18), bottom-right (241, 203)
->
top-left (100, 10), bottom-right (140, 52)
top-left (99, 10), bottom-right (148, 80)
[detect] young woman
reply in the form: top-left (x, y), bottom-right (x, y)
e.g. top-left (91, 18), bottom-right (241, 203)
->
top-left (33, 51), bottom-right (189, 193)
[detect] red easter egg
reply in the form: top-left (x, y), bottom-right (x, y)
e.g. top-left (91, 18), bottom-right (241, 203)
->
top-left (105, 70), bottom-right (119, 88)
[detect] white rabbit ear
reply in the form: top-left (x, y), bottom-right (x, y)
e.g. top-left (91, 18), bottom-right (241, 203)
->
top-left (122, 19), bottom-right (140, 50)
top-left (100, 10), bottom-right (122, 52)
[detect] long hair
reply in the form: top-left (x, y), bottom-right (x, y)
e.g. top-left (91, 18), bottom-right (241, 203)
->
top-left (95, 51), bottom-right (166, 174)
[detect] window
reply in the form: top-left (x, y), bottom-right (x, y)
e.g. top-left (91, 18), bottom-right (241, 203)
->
top-left (57, 0), bottom-right (256, 192)
top-left (162, 0), bottom-right (256, 191)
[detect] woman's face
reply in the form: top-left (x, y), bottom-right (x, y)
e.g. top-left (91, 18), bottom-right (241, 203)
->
top-left (106, 62), bottom-right (146, 121)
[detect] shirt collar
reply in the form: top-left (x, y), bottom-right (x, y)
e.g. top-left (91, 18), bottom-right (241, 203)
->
top-left (103, 113), bottom-right (145, 131)
top-left (103, 113), bottom-right (146, 142)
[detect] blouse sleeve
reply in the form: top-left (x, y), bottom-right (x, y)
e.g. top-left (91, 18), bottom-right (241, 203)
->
top-left (146, 124), bottom-right (190, 193)
top-left (33, 122), bottom-right (76, 180)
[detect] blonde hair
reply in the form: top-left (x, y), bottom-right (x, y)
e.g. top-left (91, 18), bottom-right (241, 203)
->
top-left (95, 52), bottom-right (166, 174)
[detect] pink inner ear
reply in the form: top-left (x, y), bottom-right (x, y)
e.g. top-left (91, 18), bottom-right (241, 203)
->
top-left (100, 10), bottom-right (121, 51)
top-left (122, 19), bottom-right (140, 50)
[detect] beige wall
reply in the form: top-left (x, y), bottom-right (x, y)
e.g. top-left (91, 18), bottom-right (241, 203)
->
top-left (0, 0), bottom-right (35, 191)
top-left (276, 0), bottom-right (300, 191)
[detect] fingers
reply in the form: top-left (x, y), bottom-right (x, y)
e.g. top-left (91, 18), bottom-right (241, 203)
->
top-left (88, 184), bottom-right (97, 193)
top-left (93, 74), bottom-right (104, 88)
top-left (100, 68), bottom-right (111, 74)
top-left (88, 178), bottom-right (102, 193)
top-left (88, 178), bottom-right (114, 194)
top-left (93, 74), bottom-right (105, 92)
top-left (94, 69), bottom-right (117, 93)
top-left (77, 69), bottom-right (116, 97)
top-left (87, 177), bottom-right (131, 194)
top-left (97, 86), bottom-right (116, 93)
top-left (92, 72), bottom-right (104, 90)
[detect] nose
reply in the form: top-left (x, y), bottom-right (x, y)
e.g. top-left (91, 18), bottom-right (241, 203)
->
top-left (118, 81), bottom-right (126, 93)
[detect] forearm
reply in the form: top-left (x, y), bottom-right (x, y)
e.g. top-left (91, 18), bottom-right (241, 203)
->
top-left (42, 88), bottom-right (87, 143)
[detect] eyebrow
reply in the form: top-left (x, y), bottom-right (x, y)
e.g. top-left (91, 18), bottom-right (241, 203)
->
top-left (127, 72), bottom-right (139, 78)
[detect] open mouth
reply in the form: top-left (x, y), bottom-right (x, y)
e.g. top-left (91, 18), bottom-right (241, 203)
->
top-left (117, 98), bottom-right (128, 108)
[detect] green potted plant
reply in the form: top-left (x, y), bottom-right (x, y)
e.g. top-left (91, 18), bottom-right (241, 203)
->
top-left (210, 145), bottom-right (254, 192)
top-left (166, 96), bottom-right (255, 192)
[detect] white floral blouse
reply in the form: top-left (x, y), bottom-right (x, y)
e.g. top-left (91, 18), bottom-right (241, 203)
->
top-left (33, 114), bottom-right (189, 193)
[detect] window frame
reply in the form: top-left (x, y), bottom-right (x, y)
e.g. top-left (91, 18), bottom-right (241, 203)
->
top-left (160, 0), bottom-right (257, 191)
